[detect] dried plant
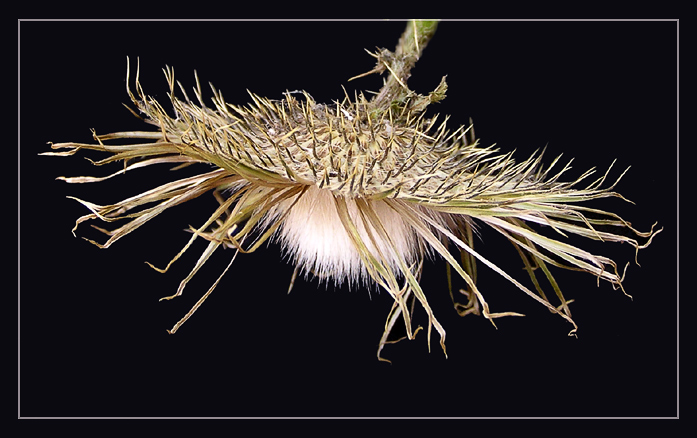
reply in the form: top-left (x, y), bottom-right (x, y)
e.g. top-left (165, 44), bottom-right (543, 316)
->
top-left (44, 21), bottom-right (660, 361)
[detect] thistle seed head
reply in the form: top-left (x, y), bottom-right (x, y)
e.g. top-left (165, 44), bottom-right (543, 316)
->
top-left (46, 53), bottom-right (660, 361)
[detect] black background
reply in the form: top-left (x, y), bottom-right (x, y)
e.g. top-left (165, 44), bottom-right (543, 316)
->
top-left (19, 20), bottom-right (677, 418)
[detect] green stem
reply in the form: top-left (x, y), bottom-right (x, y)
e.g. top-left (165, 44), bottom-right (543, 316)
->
top-left (368, 20), bottom-right (445, 119)
top-left (396, 19), bottom-right (439, 59)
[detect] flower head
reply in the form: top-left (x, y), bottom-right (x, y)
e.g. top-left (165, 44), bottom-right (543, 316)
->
top-left (46, 22), bottom-right (660, 361)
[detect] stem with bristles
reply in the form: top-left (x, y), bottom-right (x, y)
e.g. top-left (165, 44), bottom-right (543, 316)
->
top-left (365, 20), bottom-right (443, 118)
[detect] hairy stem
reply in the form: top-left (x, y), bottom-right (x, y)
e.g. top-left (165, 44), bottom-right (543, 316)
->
top-left (367, 20), bottom-right (443, 117)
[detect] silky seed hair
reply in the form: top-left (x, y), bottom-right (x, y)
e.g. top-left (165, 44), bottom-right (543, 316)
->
top-left (46, 22), bottom-right (660, 361)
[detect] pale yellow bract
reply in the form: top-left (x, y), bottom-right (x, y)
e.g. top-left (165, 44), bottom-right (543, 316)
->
top-left (45, 21), bottom-right (661, 361)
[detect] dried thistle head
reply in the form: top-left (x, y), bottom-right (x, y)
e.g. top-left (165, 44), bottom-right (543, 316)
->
top-left (45, 21), bottom-right (660, 361)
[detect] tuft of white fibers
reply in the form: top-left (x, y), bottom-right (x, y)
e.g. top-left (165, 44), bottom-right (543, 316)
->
top-left (268, 184), bottom-right (448, 287)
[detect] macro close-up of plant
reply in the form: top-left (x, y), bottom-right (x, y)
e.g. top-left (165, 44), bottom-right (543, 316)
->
top-left (43, 19), bottom-right (663, 363)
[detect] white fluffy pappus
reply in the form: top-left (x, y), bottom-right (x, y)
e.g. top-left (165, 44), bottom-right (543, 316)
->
top-left (266, 185), bottom-right (451, 288)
